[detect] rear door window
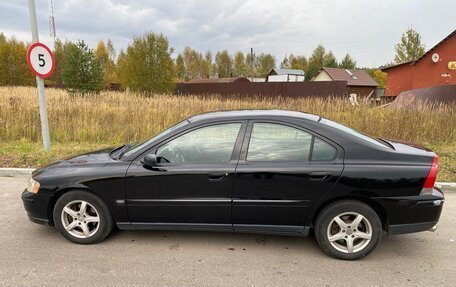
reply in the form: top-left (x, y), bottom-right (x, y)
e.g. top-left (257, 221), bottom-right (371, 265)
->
top-left (246, 122), bottom-right (338, 162)
top-left (247, 123), bottom-right (312, 162)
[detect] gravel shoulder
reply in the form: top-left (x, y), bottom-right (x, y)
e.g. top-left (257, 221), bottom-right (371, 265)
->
top-left (1, 177), bottom-right (455, 286)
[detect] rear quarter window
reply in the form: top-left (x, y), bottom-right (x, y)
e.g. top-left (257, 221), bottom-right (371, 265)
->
top-left (320, 118), bottom-right (391, 149)
top-left (311, 137), bottom-right (337, 161)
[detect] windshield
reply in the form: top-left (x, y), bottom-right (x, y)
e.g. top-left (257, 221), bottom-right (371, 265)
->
top-left (320, 118), bottom-right (391, 149)
top-left (122, 120), bottom-right (189, 158)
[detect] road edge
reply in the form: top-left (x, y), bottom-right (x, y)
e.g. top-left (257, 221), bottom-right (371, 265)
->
top-left (0, 168), bottom-right (36, 177)
top-left (436, 182), bottom-right (456, 193)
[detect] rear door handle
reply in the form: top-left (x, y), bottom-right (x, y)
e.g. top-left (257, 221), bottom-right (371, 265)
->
top-left (310, 172), bottom-right (332, 181)
top-left (208, 173), bottom-right (229, 181)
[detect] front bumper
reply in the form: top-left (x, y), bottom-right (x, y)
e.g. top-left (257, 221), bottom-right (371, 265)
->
top-left (21, 190), bottom-right (53, 225)
top-left (374, 188), bottom-right (444, 235)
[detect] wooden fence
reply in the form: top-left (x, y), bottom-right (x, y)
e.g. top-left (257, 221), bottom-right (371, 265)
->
top-left (175, 81), bottom-right (348, 98)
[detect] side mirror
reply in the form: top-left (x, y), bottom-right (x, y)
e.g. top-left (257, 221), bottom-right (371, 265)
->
top-left (141, 154), bottom-right (157, 168)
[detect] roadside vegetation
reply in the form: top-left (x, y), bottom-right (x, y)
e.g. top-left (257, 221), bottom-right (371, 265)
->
top-left (1, 28), bottom-right (401, 94)
top-left (0, 86), bottom-right (454, 181)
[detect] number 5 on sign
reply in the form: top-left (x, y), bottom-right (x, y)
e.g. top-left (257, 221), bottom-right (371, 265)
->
top-left (27, 42), bottom-right (55, 78)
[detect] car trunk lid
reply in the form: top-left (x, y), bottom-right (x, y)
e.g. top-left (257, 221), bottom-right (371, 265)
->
top-left (381, 139), bottom-right (438, 192)
top-left (380, 139), bottom-right (435, 155)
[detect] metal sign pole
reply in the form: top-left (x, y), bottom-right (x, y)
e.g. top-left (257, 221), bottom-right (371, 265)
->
top-left (28, 0), bottom-right (51, 151)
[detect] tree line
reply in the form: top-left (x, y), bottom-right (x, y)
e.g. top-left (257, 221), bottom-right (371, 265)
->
top-left (0, 27), bottom-right (425, 94)
top-left (175, 45), bottom-right (357, 82)
top-left (0, 33), bottom-right (35, 86)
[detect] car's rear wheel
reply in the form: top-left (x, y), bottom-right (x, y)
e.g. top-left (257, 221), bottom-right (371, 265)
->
top-left (53, 190), bottom-right (113, 244)
top-left (315, 200), bottom-right (382, 260)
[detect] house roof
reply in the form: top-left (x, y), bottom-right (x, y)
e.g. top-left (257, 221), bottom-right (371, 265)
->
top-left (414, 29), bottom-right (456, 63)
top-left (188, 77), bottom-right (250, 84)
top-left (381, 29), bottom-right (456, 72)
top-left (268, 68), bottom-right (305, 76)
top-left (319, 67), bottom-right (378, 87)
top-left (380, 60), bottom-right (413, 71)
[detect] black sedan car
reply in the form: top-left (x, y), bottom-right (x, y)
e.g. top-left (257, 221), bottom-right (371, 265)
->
top-left (22, 110), bottom-right (444, 260)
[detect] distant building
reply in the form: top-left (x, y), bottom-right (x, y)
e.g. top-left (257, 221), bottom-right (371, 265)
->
top-left (381, 29), bottom-right (456, 97)
top-left (267, 68), bottom-right (305, 82)
top-left (249, 77), bottom-right (266, 82)
top-left (312, 67), bottom-right (378, 98)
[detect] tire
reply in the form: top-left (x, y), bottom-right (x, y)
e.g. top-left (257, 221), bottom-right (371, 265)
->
top-left (315, 200), bottom-right (382, 260)
top-left (53, 190), bottom-right (114, 244)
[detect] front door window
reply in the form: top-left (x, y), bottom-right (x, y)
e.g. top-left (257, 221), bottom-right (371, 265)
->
top-left (156, 123), bottom-right (242, 164)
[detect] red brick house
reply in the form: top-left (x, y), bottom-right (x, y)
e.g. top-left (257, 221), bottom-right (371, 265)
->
top-left (381, 29), bottom-right (456, 97)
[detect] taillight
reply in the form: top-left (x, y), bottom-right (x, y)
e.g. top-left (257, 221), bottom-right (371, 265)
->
top-left (424, 156), bottom-right (438, 188)
top-left (420, 155), bottom-right (438, 195)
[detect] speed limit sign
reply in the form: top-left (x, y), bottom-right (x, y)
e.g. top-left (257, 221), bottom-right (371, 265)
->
top-left (26, 42), bottom-right (55, 78)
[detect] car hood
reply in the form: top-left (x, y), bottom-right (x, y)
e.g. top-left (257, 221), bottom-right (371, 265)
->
top-left (33, 147), bottom-right (116, 176)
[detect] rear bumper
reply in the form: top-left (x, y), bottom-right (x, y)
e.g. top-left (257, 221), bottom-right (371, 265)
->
top-left (388, 221), bottom-right (437, 235)
top-left (21, 190), bottom-right (53, 226)
top-left (374, 188), bottom-right (444, 235)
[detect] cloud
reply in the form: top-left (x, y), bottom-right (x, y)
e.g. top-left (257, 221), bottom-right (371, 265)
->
top-left (1, 0), bottom-right (455, 67)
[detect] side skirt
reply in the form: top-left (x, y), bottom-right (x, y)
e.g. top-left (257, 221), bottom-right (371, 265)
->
top-left (235, 224), bottom-right (310, 237)
top-left (116, 222), bottom-right (311, 237)
top-left (117, 222), bottom-right (233, 233)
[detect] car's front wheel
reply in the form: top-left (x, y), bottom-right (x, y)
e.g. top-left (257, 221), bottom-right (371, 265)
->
top-left (53, 190), bottom-right (113, 244)
top-left (315, 200), bottom-right (382, 260)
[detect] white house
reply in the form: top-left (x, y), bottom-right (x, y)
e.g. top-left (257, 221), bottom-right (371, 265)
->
top-left (267, 68), bottom-right (305, 82)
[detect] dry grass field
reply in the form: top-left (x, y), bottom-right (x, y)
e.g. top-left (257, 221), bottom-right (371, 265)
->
top-left (0, 86), bottom-right (455, 181)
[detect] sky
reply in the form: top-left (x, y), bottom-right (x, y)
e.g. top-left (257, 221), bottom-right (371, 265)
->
top-left (1, 0), bottom-right (455, 68)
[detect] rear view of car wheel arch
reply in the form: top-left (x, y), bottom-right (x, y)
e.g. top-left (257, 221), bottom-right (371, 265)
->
top-left (315, 200), bottom-right (382, 260)
top-left (53, 190), bottom-right (114, 244)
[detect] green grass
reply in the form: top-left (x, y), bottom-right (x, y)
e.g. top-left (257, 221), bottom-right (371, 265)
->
top-left (0, 139), bottom-right (454, 182)
top-left (0, 140), bottom-right (112, 168)
top-left (426, 143), bottom-right (456, 182)
top-left (0, 86), bottom-right (455, 182)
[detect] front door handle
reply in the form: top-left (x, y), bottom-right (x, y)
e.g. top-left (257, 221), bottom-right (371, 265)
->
top-left (208, 173), bottom-right (229, 181)
top-left (310, 172), bottom-right (332, 181)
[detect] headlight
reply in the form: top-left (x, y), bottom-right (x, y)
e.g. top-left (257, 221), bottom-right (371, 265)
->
top-left (26, 177), bottom-right (40, 194)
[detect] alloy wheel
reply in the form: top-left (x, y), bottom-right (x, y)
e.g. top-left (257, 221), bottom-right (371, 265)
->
top-left (60, 200), bottom-right (100, 239)
top-left (326, 212), bottom-right (372, 253)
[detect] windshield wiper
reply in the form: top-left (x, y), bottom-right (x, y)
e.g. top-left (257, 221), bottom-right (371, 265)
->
top-left (116, 144), bottom-right (134, 159)
top-left (109, 145), bottom-right (125, 158)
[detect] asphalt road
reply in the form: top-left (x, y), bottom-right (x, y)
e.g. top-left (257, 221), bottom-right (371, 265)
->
top-left (1, 177), bottom-right (455, 286)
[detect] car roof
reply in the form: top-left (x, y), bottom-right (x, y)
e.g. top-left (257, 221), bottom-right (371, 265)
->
top-left (187, 109), bottom-right (321, 123)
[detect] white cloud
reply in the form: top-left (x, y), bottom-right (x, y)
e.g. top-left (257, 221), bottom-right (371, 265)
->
top-left (1, 0), bottom-right (455, 67)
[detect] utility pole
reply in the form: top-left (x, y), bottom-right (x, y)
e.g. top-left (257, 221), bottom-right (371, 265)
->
top-left (48, 0), bottom-right (57, 45)
top-left (250, 48), bottom-right (254, 81)
top-left (28, 0), bottom-right (51, 151)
